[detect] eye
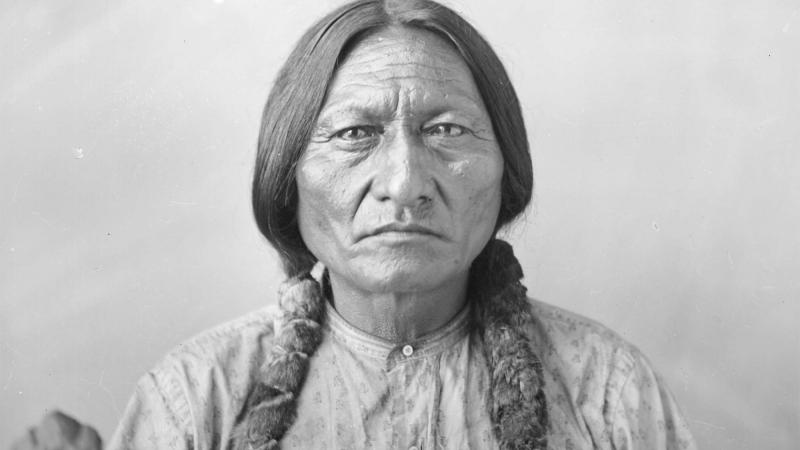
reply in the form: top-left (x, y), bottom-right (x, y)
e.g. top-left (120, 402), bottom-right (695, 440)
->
top-left (425, 123), bottom-right (467, 137)
top-left (334, 126), bottom-right (378, 141)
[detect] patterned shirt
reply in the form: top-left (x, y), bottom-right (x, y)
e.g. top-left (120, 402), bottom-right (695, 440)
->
top-left (108, 299), bottom-right (696, 449)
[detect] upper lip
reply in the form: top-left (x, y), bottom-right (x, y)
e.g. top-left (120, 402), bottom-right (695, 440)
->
top-left (362, 223), bottom-right (440, 239)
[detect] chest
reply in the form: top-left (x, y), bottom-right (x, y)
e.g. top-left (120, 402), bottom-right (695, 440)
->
top-left (280, 333), bottom-right (497, 449)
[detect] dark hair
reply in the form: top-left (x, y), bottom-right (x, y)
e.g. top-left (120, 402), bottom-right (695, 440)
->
top-left (253, 0), bottom-right (533, 276)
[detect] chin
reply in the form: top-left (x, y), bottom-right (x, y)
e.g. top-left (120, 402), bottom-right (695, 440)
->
top-left (347, 256), bottom-right (467, 294)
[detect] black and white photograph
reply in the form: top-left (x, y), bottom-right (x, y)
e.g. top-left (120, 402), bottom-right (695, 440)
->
top-left (1, 0), bottom-right (797, 448)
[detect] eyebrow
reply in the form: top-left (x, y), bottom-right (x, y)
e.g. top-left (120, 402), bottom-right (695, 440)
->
top-left (318, 90), bottom-right (488, 123)
top-left (314, 104), bottom-right (385, 130)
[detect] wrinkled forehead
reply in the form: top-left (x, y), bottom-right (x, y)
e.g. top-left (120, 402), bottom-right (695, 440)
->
top-left (324, 26), bottom-right (485, 113)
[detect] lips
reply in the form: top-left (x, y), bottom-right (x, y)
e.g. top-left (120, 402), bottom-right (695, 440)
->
top-left (359, 223), bottom-right (441, 241)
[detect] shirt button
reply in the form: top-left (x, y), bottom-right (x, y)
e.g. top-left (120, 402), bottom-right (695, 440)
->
top-left (402, 344), bottom-right (414, 357)
top-left (409, 446), bottom-right (419, 450)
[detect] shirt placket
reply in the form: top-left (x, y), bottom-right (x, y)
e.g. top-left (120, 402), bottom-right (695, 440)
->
top-left (387, 344), bottom-right (428, 450)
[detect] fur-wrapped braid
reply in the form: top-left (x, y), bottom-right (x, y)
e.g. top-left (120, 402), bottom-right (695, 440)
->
top-left (231, 239), bottom-right (548, 449)
top-left (231, 273), bottom-right (325, 450)
top-left (470, 239), bottom-right (549, 449)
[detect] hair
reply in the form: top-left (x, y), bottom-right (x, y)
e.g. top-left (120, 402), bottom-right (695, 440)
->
top-left (252, 0), bottom-right (533, 276)
top-left (231, 240), bottom-right (548, 449)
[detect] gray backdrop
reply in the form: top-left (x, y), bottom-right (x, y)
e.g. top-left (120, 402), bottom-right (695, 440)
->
top-left (1, 0), bottom-right (798, 448)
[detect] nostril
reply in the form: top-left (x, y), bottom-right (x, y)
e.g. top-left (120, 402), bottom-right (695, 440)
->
top-left (370, 150), bottom-right (435, 206)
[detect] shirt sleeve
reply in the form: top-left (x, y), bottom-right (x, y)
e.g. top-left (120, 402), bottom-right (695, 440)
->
top-left (607, 355), bottom-right (697, 450)
top-left (106, 367), bottom-right (194, 450)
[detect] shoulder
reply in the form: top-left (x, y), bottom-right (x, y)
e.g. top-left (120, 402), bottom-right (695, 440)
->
top-left (109, 306), bottom-right (281, 448)
top-left (526, 298), bottom-right (696, 449)
top-left (525, 298), bottom-right (651, 420)
top-left (160, 304), bottom-right (280, 371)
top-left (526, 297), bottom-right (645, 376)
top-left (149, 304), bottom-right (280, 422)
top-left (154, 304), bottom-right (280, 385)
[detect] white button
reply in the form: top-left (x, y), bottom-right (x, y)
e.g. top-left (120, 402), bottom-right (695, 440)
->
top-left (409, 446), bottom-right (419, 450)
top-left (402, 345), bottom-right (414, 356)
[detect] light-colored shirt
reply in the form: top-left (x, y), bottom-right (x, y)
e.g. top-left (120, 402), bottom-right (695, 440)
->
top-left (108, 299), bottom-right (696, 449)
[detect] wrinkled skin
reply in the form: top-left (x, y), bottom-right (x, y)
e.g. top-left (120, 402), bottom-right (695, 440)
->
top-left (11, 410), bottom-right (102, 450)
top-left (297, 27), bottom-right (504, 340)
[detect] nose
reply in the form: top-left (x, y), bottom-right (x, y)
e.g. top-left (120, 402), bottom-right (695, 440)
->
top-left (370, 130), bottom-right (435, 211)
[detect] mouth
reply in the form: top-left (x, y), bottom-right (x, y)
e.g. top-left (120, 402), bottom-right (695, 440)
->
top-left (360, 223), bottom-right (441, 241)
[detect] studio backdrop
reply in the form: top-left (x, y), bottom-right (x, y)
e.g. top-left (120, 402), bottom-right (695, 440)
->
top-left (1, 1), bottom-right (797, 448)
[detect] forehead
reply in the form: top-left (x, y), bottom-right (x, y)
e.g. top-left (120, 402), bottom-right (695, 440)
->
top-left (324, 27), bottom-right (483, 109)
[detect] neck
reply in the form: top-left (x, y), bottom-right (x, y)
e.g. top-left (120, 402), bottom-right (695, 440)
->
top-left (327, 272), bottom-right (469, 342)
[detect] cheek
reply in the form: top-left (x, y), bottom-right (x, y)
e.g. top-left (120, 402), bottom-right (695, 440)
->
top-left (451, 153), bottom-right (504, 225)
top-left (296, 151), bottom-right (360, 251)
top-left (296, 158), bottom-right (340, 241)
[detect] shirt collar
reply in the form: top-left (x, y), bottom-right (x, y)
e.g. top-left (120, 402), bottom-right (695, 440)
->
top-left (324, 302), bottom-right (471, 364)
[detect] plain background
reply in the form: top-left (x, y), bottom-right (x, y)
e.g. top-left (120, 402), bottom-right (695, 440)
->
top-left (1, 0), bottom-right (798, 448)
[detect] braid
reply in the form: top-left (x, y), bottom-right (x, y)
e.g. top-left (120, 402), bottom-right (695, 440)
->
top-left (231, 273), bottom-right (326, 450)
top-left (470, 239), bottom-right (549, 449)
top-left (231, 239), bottom-right (548, 448)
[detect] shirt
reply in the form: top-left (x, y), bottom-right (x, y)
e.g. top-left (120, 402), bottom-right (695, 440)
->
top-left (107, 299), bottom-right (696, 449)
